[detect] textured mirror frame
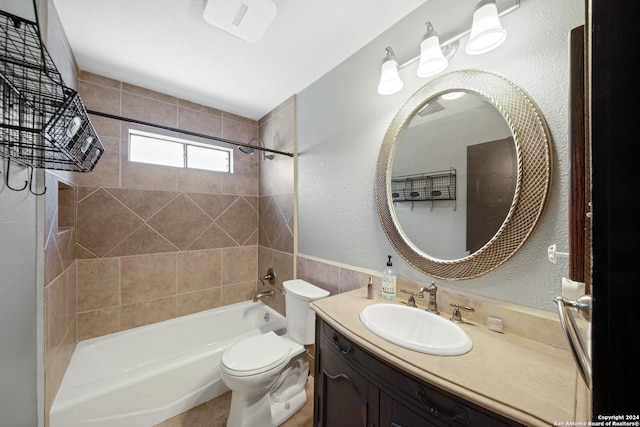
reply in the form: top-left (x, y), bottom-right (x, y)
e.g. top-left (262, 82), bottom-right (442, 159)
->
top-left (376, 69), bottom-right (552, 280)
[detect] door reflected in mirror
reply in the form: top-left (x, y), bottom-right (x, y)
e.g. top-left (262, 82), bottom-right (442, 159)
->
top-left (392, 90), bottom-right (516, 260)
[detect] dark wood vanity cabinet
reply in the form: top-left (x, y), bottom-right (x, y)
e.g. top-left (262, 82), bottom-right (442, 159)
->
top-left (313, 317), bottom-right (525, 427)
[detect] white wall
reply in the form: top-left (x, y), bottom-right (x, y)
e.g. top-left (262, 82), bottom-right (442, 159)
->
top-left (297, 0), bottom-right (585, 311)
top-left (0, 169), bottom-right (38, 427)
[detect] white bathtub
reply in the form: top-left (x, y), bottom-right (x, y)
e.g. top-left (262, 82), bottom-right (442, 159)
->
top-left (50, 300), bottom-right (287, 427)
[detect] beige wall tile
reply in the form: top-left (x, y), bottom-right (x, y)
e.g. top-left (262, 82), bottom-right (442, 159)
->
top-left (301, 257), bottom-right (339, 295)
top-left (121, 253), bottom-right (177, 304)
top-left (76, 189), bottom-right (143, 256)
top-left (177, 249), bottom-right (222, 293)
top-left (106, 226), bottom-right (178, 257)
top-left (223, 158), bottom-right (257, 196)
top-left (122, 91), bottom-right (177, 128)
top-left (216, 198), bottom-right (258, 245)
top-left (220, 281), bottom-right (256, 306)
top-left (77, 306), bottom-right (121, 341)
top-left (123, 83), bottom-right (177, 105)
top-left (78, 80), bottom-right (121, 115)
top-left (79, 71), bottom-right (121, 89)
top-left (47, 274), bottom-right (68, 354)
top-left (222, 246), bottom-right (257, 285)
top-left (177, 167), bottom-right (224, 194)
top-left (77, 258), bottom-right (120, 312)
top-left (121, 297), bottom-right (176, 330)
top-left (176, 288), bottom-right (221, 317)
top-left (177, 107), bottom-right (222, 137)
top-left (222, 116), bottom-right (257, 143)
top-left (147, 194), bottom-right (211, 250)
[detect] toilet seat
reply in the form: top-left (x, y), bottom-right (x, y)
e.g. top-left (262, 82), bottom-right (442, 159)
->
top-left (221, 331), bottom-right (291, 377)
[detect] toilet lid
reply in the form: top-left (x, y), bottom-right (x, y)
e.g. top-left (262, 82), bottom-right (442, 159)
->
top-left (222, 331), bottom-right (290, 376)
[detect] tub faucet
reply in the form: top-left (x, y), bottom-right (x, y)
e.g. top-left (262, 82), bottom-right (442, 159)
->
top-left (418, 281), bottom-right (439, 314)
top-left (253, 289), bottom-right (275, 302)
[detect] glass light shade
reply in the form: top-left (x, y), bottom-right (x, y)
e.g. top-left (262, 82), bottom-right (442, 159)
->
top-left (417, 32), bottom-right (448, 78)
top-left (465, 0), bottom-right (507, 55)
top-left (377, 52), bottom-right (403, 95)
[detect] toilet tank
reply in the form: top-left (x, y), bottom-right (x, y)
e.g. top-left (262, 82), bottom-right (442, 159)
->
top-left (283, 280), bottom-right (330, 345)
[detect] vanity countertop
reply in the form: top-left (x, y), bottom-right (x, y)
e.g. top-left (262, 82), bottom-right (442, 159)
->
top-left (310, 288), bottom-right (582, 427)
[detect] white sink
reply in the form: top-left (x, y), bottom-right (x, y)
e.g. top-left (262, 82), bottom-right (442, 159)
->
top-left (359, 304), bottom-right (472, 356)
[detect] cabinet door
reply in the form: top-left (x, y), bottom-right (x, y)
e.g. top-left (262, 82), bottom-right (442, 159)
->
top-left (315, 336), bottom-right (377, 427)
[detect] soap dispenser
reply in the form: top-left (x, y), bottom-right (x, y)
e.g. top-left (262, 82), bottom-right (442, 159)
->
top-left (381, 255), bottom-right (397, 300)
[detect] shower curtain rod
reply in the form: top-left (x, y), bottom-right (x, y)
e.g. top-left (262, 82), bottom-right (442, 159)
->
top-left (86, 110), bottom-right (294, 158)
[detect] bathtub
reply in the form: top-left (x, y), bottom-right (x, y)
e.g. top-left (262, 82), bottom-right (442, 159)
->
top-left (50, 300), bottom-right (287, 427)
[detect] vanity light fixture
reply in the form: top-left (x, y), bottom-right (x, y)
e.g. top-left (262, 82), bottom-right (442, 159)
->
top-left (466, 0), bottom-right (508, 55)
top-left (377, 47), bottom-right (404, 95)
top-left (376, 0), bottom-right (519, 95)
top-left (416, 22), bottom-right (448, 78)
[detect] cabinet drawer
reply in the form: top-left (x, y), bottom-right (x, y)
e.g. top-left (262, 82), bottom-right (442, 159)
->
top-left (317, 318), bottom-right (524, 427)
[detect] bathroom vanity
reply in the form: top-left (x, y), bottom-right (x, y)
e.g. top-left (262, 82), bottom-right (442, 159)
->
top-left (311, 289), bottom-right (584, 427)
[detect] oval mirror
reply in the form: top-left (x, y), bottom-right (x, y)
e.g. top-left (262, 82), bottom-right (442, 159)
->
top-left (376, 69), bottom-right (552, 280)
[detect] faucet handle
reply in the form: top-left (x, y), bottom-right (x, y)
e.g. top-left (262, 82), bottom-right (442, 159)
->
top-left (400, 288), bottom-right (420, 307)
top-left (449, 303), bottom-right (474, 323)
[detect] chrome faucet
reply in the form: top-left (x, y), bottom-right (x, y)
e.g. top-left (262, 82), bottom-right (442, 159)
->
top-left (252, 289), bottom-right (275, 302)
top-left (418, 281), bottom-right (439, 314)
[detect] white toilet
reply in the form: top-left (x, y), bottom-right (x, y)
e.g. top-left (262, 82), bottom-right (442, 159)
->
top-left (220, 279), bottom-right (330, 427)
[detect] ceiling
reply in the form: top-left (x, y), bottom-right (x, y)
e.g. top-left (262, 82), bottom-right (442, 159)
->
top-left (41, 0), bottom-right (429, 121)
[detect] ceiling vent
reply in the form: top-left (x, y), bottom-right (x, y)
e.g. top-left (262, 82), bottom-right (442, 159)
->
top-left (203, 0), bottom-right (277, 43)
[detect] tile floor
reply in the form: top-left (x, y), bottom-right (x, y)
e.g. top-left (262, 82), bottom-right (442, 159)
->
top-left (154, 376), bottom-right (314, 427)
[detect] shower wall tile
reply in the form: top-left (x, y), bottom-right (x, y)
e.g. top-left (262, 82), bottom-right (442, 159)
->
top-left (76, 189), bottom-right (143, 257)
top-left (222, 246), bottom-right (258, 285)
top-left (121, 253), bottom-right (177, 304)
top-left (76, 258), bottom-right (120, 312)
top-left (77, 78), bottom-right (121, 115)
top-left (146, 194), bottom-right (211, 250)
top-left (107, 188), bottom-right (178, 220)
top-left (177, 168), bottom-right (224, 194)
top-left (77, 306), bottom-right (121, 341)
top-left (220, 281), bottom-right (257, 306)
top-left (177, 250), bottom-right (222, 293)
top-left (106, 226), bottom-right (178, 257)
top-left (223, 158), bottom-right (258, 195)
top-left (121, 297), bottom-right (177, 330)
top-left (222, 114), bottom-right (257, 144)
top-left (254, 96), bottom-right (296, 315)
top-left (178, 98), bottom-right (222, 116)
top-left (178, 107), bottom-right (222, 137)
top-left (122, 92), bottom-right (178, 128)
top-left (73, 74), bottom-right (260, 340)
top-left (216, 198), bottom-right (258, 245)
top-left (176, 288), bottom-right (221, 317)
top-left (123, 82), bottom-right (177, 104)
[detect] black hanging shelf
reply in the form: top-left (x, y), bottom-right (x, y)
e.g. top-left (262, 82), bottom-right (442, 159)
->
top-left (391, 167), bottom-right (457, 210)
top-left (0, 9), bottom-right (103, 172)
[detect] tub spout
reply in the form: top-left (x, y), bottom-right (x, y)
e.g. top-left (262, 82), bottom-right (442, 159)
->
top-left (253, 289), bottom-right (275, 302)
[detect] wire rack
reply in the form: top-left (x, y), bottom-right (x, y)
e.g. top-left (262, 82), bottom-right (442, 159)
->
top-left (0, 9), bottom-right (103, 172)
top-left (391, 168), bottom-right (457, 203)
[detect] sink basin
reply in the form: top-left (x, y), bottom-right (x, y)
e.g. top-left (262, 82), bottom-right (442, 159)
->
top-left (359, 304), bottom-right (472, 356)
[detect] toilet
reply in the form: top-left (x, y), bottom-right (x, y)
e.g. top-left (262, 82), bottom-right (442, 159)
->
top-left (220, 279), bottom-right (330, 427)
